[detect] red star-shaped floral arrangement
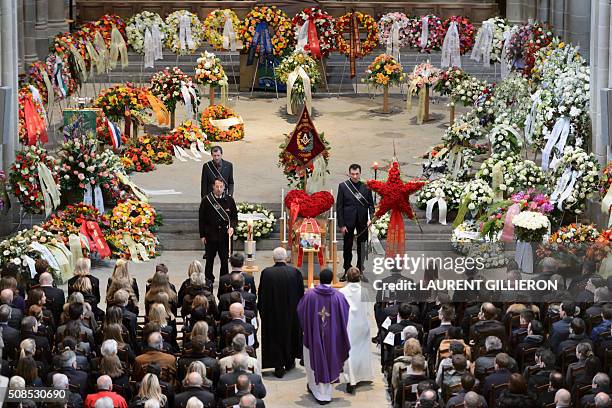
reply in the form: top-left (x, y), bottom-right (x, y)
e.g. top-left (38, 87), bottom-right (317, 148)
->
top-left (367, 161), bottom-right (427, 258)
top-left (367, 161), bottom-right (427, 220)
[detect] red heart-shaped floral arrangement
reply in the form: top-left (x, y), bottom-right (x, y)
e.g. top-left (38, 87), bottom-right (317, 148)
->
top-left (284, 190), bottom-right (335, 218)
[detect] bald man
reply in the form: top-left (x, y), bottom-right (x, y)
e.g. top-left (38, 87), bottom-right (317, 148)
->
top-left (174, 372), bottom-right (215, 408)
top-left (469, 302), bottom-right (506, 348)
top-left (220, 303), bottom-right (257, 350)
top-left (84, 375), bottom-right (127, 408)
top-left (595, 392), bottom-right (611, 408)
top-left (38, 272), bottom-right (65, 324)
top-left (554, 388), bottom-right (571, 408)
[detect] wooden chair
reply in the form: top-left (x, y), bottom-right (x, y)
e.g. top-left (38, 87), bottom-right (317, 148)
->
top-left (604, 347), bottom-right (612, 372)
top-left (489, 382), bottom-right (508, 408)
top-left (520, 347), bottom-right (538, 372)
top-left (505, 313), bottom-right (521, 335)
top-left (401, 382), bottom-right (417, 407)
top-left (575, 383), bottom-right (592, 407)
top-left (561, 346), bottom-right (578, 373)
top-left (587, 314), bottom-right (604, 334)
top-left (535, 383), bottom-right (549, 394)
top-left (568, 364), bottom-right (586, 385)
top-left (543, 403), bottom-right (556, 408)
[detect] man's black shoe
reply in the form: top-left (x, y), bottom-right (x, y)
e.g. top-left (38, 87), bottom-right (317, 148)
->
top-left (339, 274), bottom-right (347, 282)
top-left (286, 361), bottom-right (296, 371)
top-left (274, 368), bottom-right (285, 378)
top-left (346, 384), bottom-right (356, 394)
top-left (371, 336), bottom-right (378, 344)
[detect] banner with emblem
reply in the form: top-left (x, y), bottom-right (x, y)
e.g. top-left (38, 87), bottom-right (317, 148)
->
top-left (283, 107), bottom-right (326, 166)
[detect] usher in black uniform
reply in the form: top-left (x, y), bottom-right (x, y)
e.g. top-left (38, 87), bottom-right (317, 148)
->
top-left (199, 192), bottom-right (238, 282)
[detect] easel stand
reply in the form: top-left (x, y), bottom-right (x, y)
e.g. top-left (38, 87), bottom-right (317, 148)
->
top-left (318, 58), bottom-right (330, 93)
top-left (449, 103), bottom-right (455, 125)
top-left (337, 55), bottom-right (359, 97)
top-left (249, 54), bottom-right (279, 99)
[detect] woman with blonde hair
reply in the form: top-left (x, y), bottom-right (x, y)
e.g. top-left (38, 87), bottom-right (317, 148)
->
top-left (106, 277), bottom-right (139, 315)
top-left (182, 361), bottom-right (213, 388)
top-left (148, 303), bottom-right (178, 351)
top-left (178, 260), bottom-right (204, 308)
top-left (67, 258), bottom-right (100, 306)
top-left (103, 323), bottom-right (135, 364)
top-left (107, 259), bottom-right (139, 301)
top-left (145, 270), bottom-right (178, 315)
top-left (180, 269), bottom-right (218, 319)
top-left (132, 373), bottom-right (168, 407)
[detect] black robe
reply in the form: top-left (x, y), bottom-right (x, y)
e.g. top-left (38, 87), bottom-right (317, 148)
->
top-left (257, 262), bottom-right (305, 369)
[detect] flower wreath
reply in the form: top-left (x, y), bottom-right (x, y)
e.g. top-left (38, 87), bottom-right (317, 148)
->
top-left (18, 86), bottom-right (47, 146)
top-left (364, 54), bottom-right (404, 88)
top-left (235, 203), bottom-right (276, 241)
top-left (121, 146), bottom-right (155, 173)
top-left (26, 61), bottom-right (52, 104)
top-left (111, 199), bottom-right (157, 230)
top-left (200, 105), bottom-right (244, 142)
top-left (128, 134), bottom-right (173, 165)
top-left (42, 203), bottom-right (111, 242)
top-left (204, 9), bottom-right (241, 50)
top-left (442, 16), bottom-right (475, 55)
top-left (292, 7), bottom-right (337, 58)
top-left (335, 11), bottom-right (379, 57)
top-left (106, 227), bottom-right (158, 260)
top-left (416, 177), bottom-right (464, 210)
top-left (8, 145), bottom-right (58, 214)
top-left (95, 14), bottom-right (127, 46)
top-left (149, 67), bottom-right (199, 114)
top-left (165, 120), bottom-right (210, 149)
top-left (407, 14), bottom-right (445, 53)
top-left (93, 83), bottom-right (151, 123)
top-left (239, 6), bottom-right (294, 57)
top-left (46, 53), bottom-right (75, 99)
top-left (194, 51), bottom-right (228, 88)
top-left (165, 10), bottom-right (204, 55)
top-left (284, 190), bottom-right (335, 218)
top-left (377, 12), bottom-right (412, 49)
top-left (126, 11), bottom-right (167, 55)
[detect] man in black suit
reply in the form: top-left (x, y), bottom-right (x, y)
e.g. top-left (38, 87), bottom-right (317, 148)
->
top-left (177, 335), bottom-right (219, 384)
top-left (218, 273), bottom-right (257, 312)
top-left (220, 303), bottom-right (257, 350)
top-left (525, 349), bottom-right (557, 392)
top-left (221, 374), bottom-right (265, 408)
top-left (201, 146), bottom-right (234, 198)
top-left (537, 371), bottom-right (564, 407)
top-left (216, 354), bottom-right (266, 400)
top-left (218, 253), bottom-right (256, 298)
top-left (382, 303), bottom-right (423, 368)
top-left (199, 178), bottom-right (238, 282)
top-left (174, 372), bottom-right (215, 408)
top-left (469, 302), bottom-right (506, 349)
top-left (0, 289), bottom-right (22, 330)
top-left (0, 305), bottom-right (20, 360)
top-left (550, 301), bottom-right (577, 352)
top-left (336, 163), bottom-right (374, 278)
top-left (21, 316), bottom-right (51, 364)
top-left (38, 272), bottom-right (65, 326)
top-left (425, 304), bottom-right (455, 355)
top-left (47, 350), bottom-right (89, 399)
top-left (580, 373), bottom-right (611, 407)
top-left (482, 353), bottom-right (512, 399)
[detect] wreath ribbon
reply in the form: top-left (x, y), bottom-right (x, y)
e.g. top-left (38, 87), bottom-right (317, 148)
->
top-left (426, 196), bottom-right (447, 225)
top-left (145, 91), bottom-right (170, 126)
top-left (30, 242), bottom-right (60, 271)
top-left (115, 171), bottom-right (149, 202)
top-left (541, 116), bottom-right (570, 171)
top-left (93, 31), bottom-right (108, 73)
top-left (24, 96), bottom-right (48, 145)
top-left (349, 12), bottom-right (361, 79)
top-left (41, 68), bottom-right (54, 112)
top-left (286, 65), bottom-right (312, 115)
top-left (222, 10), bottom-right (239, 51)
top-left (46, 243), bottom-right (73, 282)
top-left (247, 21), bottom-right (273, 66)
top-left (109, 26), bottom-right (129, 69)
top-left (53, 56), bottom-right (68, 98)
top-left (69, 44), bottom-right (88, 82)
top-left (386, 209), bottom-right (405, 258)
top-left (68, 234), bottom-right (84, 261)
top-left (386, 21), bottom-right (401, 62)
top-left (471, 20), bottom-right (494, 67)
top-left (209, 116), bottom-right (243, 131)
top-left (297, 17), bottom-right (322, 59)
top-left (37, 162), bottom-right (60, 217)
top-left (501, 203), bottom-right (522, 242)
top-left (296, 218), bottom-right (325, 268)
top-left (122, 232), bottom-right (149, 262)
top-left (441, 21), bottom-right (461, 68)
top-left (79, 220), bottom-right (111, 258)
top-left (180, 81), bottom-right (198, 120)
top-left (420, 16), bottom-right (429, 49)
top-left (178, 13), bottom-right (196, 51)
top-left (86, 40), bottom-right (103, 76)
top-left (83, 184), bottom-right (105, 214)
top-left (28, 85), bottom-right (48, 126)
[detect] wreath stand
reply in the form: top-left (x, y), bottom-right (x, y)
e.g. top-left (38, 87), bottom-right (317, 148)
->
top-left (318, 58), bottom-right (330, 93)
top-left (449, 103), bottom-right (455, 126)
top-left (337, 55), bottom-right (359, 97)
top-left (249, 54), bottom-right (279, 99)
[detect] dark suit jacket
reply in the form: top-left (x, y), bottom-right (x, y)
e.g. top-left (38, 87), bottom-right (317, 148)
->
top-left (220, 319), bottom-right (257, 349)
top-left (550, 316), bottom-right (572, 352)
top-left (121, 306), bottom-right (138, 345)
top-left (219, 291), bottom-right (257, 313)
top-left (201, 159), bottom-right (234, 197)
top-left (222, 392), bottom-right (265, 408)
top-left (216, 370), bottom-right (266, 399)
top-left (4, 304), bottom-right (22, 330)
top-left (482, 368), bottom-right (511, 398)
top-left (218, 271), bottom-right (256, 298)
top-left (40, 285), bottom-right (65, 324)
top-left (336, 179), bottom-right (374, 230)
top-left (469, 319), bottom-right (507, 348)
top-left (48, 367), bottom-right (89, 398)
top-left (0, 323), bottom-right (20, 359)
top-left (425, 323), bottom-right (454, 355)
top-left (174, 386), bottom-right (216, 408)
top-left (198, 193), bottom-right (238, 242)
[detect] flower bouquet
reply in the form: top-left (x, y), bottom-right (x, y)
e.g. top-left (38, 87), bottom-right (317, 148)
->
top-left (0, 226), bottom-right (62, 279)
top-left (540, 223), bottom-right (600, 263)
top-left (204, 9), bottom-right (241, 50)
top-left (477, 152), bottom-right (545, 196)
top-left (164, 10), bottom-right (204, 55)
top-left (416, 177), bottom-right (464, 224)
top-left (278, 133), bottom-right (330, 189)
top-left (130, 135), bottom-right (173, 165)
top-left (200, 105), bottom-right (244, 142)
top-left (407, 62), bottom-right (440, 124)
top-left (111, 199), bottom-right (158, 230)
top-left (335, 11), bottom-right (379, 57)
top-left (490, 73), bottom-right (531, 128)
top-left (549, 146), bottom-right (600, 215)
top-left (42, 203), bottom-right (111, 243)
top-left (512, 211), bottom-right (550, 242)
top-left (126, 11), bottom-right (166, 54)
top-left (442, 113), bottom-right (484, 147)
top-left (239, 6), bottom-right (294, 58)
top-left (371, 212), bottom-right (391, 239)
top-left (507, 22), bottom-right (554, 77)
top-left (8, 145), bottom-right (58, 214)
top-left (407, 15), bottom-right (445, 53)
top-left (442, 16), bottom-right (475, 55)
top-left (235, 203), bottom-right (276, 241)
top-left (458, 178), bottom-right (495, 217)
top-left (275, 51), bottom-right (321, 114)
top-left (106, 227), bottom-right (158, 260)
top-left (121, 147), bottom-right (155, 173)
top-left (433, 67), bottom-right (467, 97)
top-left (194, 51), bottom-right (228, 105)
top-left (449, 75), bottom-right (488, 108)
top-left (488, 123), bottom-right (523, 155)
top-left (363, 54), bottom-right (404, 113)
top-left (422, 145), bottom-right (480, 182)
top-left (93, 83), bottom-right (151, 124)
top-left (292, 7), bottom-right (337, 58)
top-left (473, 82), bottom-right (497, 126)
top-left (377, 12), bottom-right (411, 51)
top-left (149, 67), bottom-right (199, 127)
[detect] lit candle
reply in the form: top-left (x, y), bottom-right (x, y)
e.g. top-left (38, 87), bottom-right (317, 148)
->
top-left (333, 211), bottom-right (337, 242)
top-left (371, 161), bottom-right (379, 170)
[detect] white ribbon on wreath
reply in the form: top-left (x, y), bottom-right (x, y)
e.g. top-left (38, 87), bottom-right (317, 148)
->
top-left (471, 20), bottom-right (494, 67)
top-left (501, 26), bottom-right (518, 78)
top-left (550, 168), bottom-right (580, 211)
top-left (426, 194), bottom-right (448, 225)
top-left (180, 81), bottom-right (198, 120)
top-left (386, 21), bottom-right (401, 61)
top-left (420, 16), bottom-right (429, 50)
top-left (286, 65), bottom-right (312, 115)
top-left (178, 13), bottom-right (196, 51)
top-left (541, 116), bottom-right (570, 171)
top-left (29, 85), bottom-right (48, 126)
top-left (83, 183), bottom-right (105, 214)
top-left (296, 22), bottom-right (309, 53)
top-left (222, 10), bottom-right (239, 51)
top-left (441, 21), bottom-right (461, 68)
top-left (37, 162), bottom-right (60, 217)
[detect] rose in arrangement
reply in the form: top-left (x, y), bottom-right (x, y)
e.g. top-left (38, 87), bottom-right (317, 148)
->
top-left (407, 62), bottom-right (441, 94)
top-left (149, 67), bottom-right (199, 115)
top-left (477, 152), bottom-right (545, 196)
top-left (406, 15), bottom-right (445, 53)
top-left (94, 14), bottom-right (127, 45)
top-left (275, 51), bottom-right (321, 105)
top-left (8, 145), bottom-right (59, 214)
top-left (442, 16), bottom-right (475, 54)
top-left (363, 54), bottom-right (404, 88)
top-left (121, 147), bottom-right (155, 173)
top-left (442, 113), bottom-right (484, 147)
top-left (284, 190), bottom-right (334, 218)
top-left (335, 11), bottom-right (379, 57)
top-left (200, 105), bottom-right (244, 142)
top-left (433, 67), bottom-right (468, 97)
top-left (0, 226), bottom-right (61, 279)
top-left (42, 203), bottom-right (111, 242)
top-left (235, 203), bottom-right (276, 241)
top-left (472, 17), bottom-right (509, 64)
top-left (194, 51), bottom-right (228, 88)
top-left (204, 9), bottom-right (241, 50)
top-left (165, 120), bottom-right (210, 149)
top-left (239, 6), bottom-right (294, 57)
top-left (377, 12), bottom-right (411, 50)
top-left (542, 223), bottom-right (600, 259)
top-left (512, 211), bottom-right (550, 242)
top-left (165, 10), bottom-right (204, 55)
top-left (126, 11), bottom-right (166, 54)
top-left (292, 7), bottom-right (336, 58)
top-left (279, 133), bottom-right (330, 189)
top-left (507, 22), bottom-right (555, 77)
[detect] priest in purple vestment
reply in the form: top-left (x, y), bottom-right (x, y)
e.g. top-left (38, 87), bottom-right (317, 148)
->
top-left (297, 268), bottom-right (351, 404)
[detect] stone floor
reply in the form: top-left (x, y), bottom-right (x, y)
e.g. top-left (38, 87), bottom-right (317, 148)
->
top-left (77, 250), bottom-right (389, 407)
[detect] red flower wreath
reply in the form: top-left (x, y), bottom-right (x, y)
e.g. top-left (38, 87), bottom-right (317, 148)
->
top-left (442, 16), bottom-right (475, 55)
top-left (284, 190), bottom-right (334, 218)
top-left (335, 11), bottom-right (379, 57)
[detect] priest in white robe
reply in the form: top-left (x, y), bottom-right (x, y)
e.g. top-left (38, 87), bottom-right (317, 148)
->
top-left (340, 267), bottom-right (373, 393)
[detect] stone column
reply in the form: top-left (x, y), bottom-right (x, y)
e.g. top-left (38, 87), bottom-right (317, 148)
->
top-left (17, 0), bottom-right (24, 75)
top-left (567, 0), bottom-right (591, 57)
top-left (589, 0), bottom-right (611, 166)
top-left (0, 0), bottom-right (19, 171)
top-left (23, 0), bottom-right (37, 67)
top-left (550, 0), bottom-right (567, 40)
top-left (35, 0), bottom-right (49, 59)
top-left (506, 0), bottom-right (538, 25)
top-left (47, 0), bottom-right (67, 37)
